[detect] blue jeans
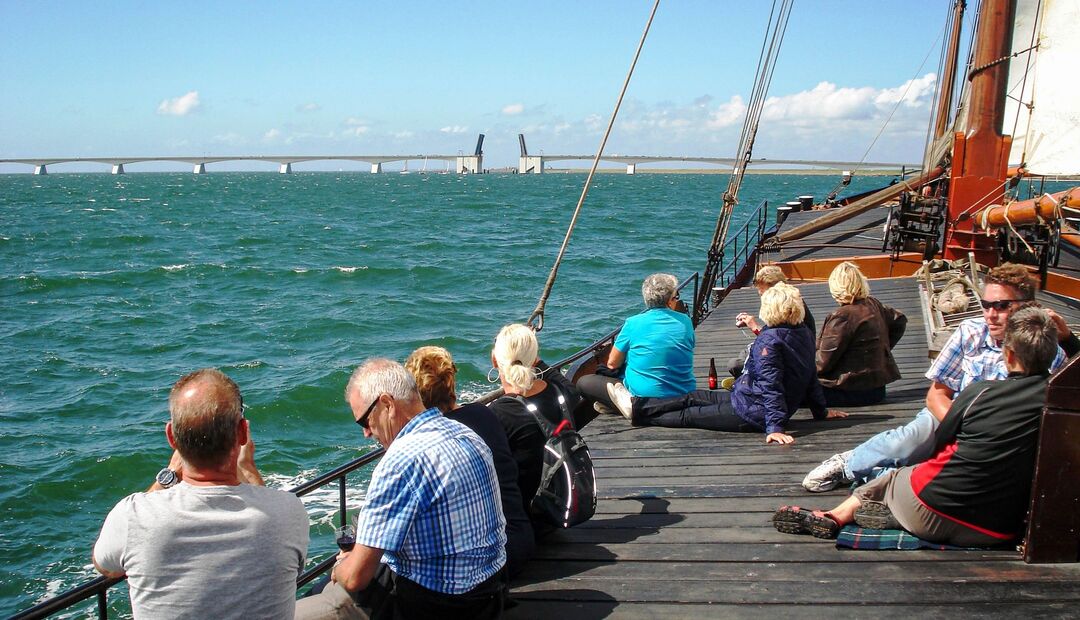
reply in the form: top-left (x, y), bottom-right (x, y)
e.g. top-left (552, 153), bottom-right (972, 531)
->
top-left (845, 407), bottom-right (940, 481)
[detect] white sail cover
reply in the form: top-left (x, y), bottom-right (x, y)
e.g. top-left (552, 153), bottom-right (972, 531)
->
top-left (1004, 0), bottom-right (1080, 175)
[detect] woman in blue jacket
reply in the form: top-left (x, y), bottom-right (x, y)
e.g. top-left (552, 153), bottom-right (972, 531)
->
top-left (608, 283), bottom-right (846, 444)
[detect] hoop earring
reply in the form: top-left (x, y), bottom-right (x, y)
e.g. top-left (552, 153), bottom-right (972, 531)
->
top-left (487, 367), bottom-right (500, 383)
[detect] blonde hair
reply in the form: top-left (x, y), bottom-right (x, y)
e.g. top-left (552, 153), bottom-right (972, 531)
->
top-left (753, 265), bottom-right (787, 288)
top-left (493, 324), bottom-right (540, 392)
top-left (759, 282), bottom-right (805, 327)
top-left (404, 346), bottom-right (456, 414)
top-left (828, 261), bottom-right (870, 304)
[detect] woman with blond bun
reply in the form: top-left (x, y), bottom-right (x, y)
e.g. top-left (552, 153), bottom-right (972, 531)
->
top-left (404, 345), bottom-right (535, 577)
top-left (487, 324), bottom-right (583, 523)
top-left (817, 262), bottom-right (907, 407)
top-left (609, 283), bottom-right (845, 444)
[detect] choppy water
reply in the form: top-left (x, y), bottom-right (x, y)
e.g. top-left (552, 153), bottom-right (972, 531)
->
top-left (0, 170), bottom-right (889, 615)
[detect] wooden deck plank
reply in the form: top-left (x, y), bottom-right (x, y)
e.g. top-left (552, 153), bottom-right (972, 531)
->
top-left (509, 276), bottom-right (1080, 616)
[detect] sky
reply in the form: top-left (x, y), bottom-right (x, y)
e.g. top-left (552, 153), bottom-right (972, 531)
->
top-left (0, 1), bottom-right (962, 172)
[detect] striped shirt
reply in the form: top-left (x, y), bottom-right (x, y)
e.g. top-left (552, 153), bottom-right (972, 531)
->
top-left (356, 408), bottom-right (507, 594)
top-left (925, 317), bottom-right (1065, 394)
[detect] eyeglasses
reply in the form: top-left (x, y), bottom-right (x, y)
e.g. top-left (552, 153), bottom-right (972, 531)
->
top-left (979, 299), bottom-right (1024, 311)
top-left (355, 395), bottom-right (382, 430)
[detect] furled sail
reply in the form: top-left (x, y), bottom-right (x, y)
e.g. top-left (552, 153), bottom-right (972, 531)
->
top-left (1004, 0), bottom-right (1080, 175)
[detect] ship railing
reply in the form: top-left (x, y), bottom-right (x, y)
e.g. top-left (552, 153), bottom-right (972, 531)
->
top-left (12, 275), bottom-right (704, 620)
top-left (695, 199), bottom-right (772, 324)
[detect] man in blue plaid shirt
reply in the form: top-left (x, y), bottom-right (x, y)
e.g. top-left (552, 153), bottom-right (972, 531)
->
top-left (297, 358), bottom-right (507, 620)
top-left (803, 263), bottom-right (1075, 492)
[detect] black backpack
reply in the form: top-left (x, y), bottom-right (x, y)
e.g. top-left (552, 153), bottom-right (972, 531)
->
top-left (501, 385), bottom-right (597, 528)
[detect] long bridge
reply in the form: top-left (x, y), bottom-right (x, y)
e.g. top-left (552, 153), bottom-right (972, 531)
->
top-left (517, 135), bottom-right (916, 174)
top-left (0, 136), bottom-right (488, 175)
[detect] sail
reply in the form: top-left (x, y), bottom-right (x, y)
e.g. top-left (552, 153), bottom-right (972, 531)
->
top-left (1004, 0), bottom-right (1080, 175)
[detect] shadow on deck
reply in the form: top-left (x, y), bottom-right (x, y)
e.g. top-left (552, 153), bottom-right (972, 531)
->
top-left (507, 277), bottom-right (1080, 618)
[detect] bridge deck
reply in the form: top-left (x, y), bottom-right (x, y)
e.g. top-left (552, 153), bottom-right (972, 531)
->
top-left (507, 277), bottom-right (1080, 618)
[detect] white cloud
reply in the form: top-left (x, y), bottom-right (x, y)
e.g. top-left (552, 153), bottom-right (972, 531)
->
top-left (263, 129), bottom-right (281, 141)
top-left (440, 125), bottom-right (468, 134)
top-left (157, 91), bottom-right (201, 116)
top-left (502, 103), bottom-right (525, 116)
top-left (212, 132), bottom-right (242, 146)
top-left (296, 102), bottom-right (321, 112)
top-left (342, 117), bottom-right (370, 138)
top-left (393, 131), bottom-right (415, 139)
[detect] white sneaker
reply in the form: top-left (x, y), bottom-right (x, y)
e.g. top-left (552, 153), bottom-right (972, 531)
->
top-left (593, 400), bottom-right (615, 415)
top-left (606, 382), bottom-right (634, 421)
top-left (802, 451), bottom-right (854, 493)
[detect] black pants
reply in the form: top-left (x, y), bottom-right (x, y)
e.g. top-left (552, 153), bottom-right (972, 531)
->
top-left (576, 374), bottom-right (619, 409)
top-left (822, 385), bottom-right (886, 407)
top-left (634, 390), bottom-right (756, 432)
top-left (308, 565), bottom-right (505, 620)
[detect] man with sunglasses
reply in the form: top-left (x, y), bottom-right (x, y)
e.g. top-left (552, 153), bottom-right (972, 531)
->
top-left (296, 358), bottom-right (506, 620)
top-left (92, 368), bottom-right (309, 619)
top-left (803, 263), bottom-right (1077, 492)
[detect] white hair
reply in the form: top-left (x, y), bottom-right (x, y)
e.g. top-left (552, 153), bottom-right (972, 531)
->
top-left (345, 358), bottom-right (420, 405)
top-left (493, 323), bottom-right (540, 392)
top-left (642, 273), bottom-right (678, 308)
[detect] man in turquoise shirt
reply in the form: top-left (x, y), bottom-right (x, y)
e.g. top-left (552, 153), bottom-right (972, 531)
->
top-left (577, 273), bottom-right (696, 413)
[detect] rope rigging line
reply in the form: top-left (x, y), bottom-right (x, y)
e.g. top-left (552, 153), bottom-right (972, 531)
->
top-left (526, 0), bottom-right (661, 332)
top-left (695, 0), bottom-right (793, 318)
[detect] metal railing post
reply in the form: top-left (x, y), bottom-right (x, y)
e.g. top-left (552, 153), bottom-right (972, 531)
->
top-left (96, 591), bottom-right (107, 619)
top-left (338, 477), bottom-right (348, 527)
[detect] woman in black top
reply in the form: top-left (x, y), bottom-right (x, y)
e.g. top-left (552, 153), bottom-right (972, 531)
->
top-left (404, 345), bottom-right (535, 577)
top-left (486, 323), bottom-right (583, 527)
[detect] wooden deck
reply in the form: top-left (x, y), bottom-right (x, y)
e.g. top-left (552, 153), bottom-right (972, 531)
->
top-left (507, 277), bottom-right (1080, 618)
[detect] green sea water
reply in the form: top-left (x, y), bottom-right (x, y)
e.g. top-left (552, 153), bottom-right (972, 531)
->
top-left (0, 170), bottom-right (890, 616)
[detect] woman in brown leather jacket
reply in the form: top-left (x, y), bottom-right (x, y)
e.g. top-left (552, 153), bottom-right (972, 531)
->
top-left (816, 262), bottom-right (907, 406)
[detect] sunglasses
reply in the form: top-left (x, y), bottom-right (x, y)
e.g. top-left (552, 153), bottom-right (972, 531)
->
top-left (355, 395), bottom-right (382, 430)
top-left (979, 299), bottom-right (1024, 311)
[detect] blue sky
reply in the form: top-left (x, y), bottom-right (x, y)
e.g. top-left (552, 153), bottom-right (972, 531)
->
top-left (0, 1), bottom-right (958, 172)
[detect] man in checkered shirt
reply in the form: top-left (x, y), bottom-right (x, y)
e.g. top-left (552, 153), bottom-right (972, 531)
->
top-left (803, 263), bottom-right (1075, 493)
top-left (297, 358), bottom-right (507, 619)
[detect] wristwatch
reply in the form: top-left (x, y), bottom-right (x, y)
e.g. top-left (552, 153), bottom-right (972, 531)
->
top-left (156, 468), bottom-right (179, 489)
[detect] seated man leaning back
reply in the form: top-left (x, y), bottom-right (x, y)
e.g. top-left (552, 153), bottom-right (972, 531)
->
top-left (776, 306), bottom-right (1060, 546)
top-left (296, 358), bottom-right (507, 620)
top-left (92, 368), bottom-right (310, 620)
top-left (802, 263), bottom-right (1077, 492)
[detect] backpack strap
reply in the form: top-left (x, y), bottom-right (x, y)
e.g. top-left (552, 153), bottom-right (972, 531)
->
top-left (497, 379), bottom-right (575, 437)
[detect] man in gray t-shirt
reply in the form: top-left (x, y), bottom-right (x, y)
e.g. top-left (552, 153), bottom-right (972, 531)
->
top-left (92, 369), bottom-right (309, 619)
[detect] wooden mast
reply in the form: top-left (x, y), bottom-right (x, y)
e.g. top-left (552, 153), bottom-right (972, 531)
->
top-left (942, 0), bottom-right (1017, 263)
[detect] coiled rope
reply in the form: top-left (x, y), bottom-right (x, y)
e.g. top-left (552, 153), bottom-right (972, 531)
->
top-left (526, 0), bottom-right (661, 332)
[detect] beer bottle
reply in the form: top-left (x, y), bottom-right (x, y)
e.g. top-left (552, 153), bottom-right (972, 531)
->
top-left (708, 357), bottom-right (718, 390)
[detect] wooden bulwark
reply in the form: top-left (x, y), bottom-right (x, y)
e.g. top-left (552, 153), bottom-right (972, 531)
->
top-left (508, 277), bottom-right (1080, 618)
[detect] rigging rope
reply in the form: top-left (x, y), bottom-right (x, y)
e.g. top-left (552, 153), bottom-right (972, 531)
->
top-left (526, 0), bottom-right (661, 332)
top-left (695, 0), bottom-right (792, 318)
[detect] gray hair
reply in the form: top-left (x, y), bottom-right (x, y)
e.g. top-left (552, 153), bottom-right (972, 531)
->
top-left (345, 358), bottom-right (421, 406)
top-left (168, 368), bottom-right (244, 468)
top-left (1004, 306), bottom-right (1058, 374)
top-left (642, 273), bottom-right (679, 308)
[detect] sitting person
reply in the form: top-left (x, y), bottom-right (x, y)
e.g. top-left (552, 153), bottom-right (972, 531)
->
top-left (577, 273), bottom-right (696, 414)
top-left (775, 306), bottom-right (1057, 546)
top-left (816, 261), bottom-right (907, 407)
top-left (404, 345), bottom-right (534, 578)
top-left (607, 283), bottom-right (845, 444)
top-left (731, 266), bottom-right (816, 377)
top-left (487, 323), bottom-right (584, 526)
top-left (297, 359), bottom-right (506, 620)
top-left (802, 263), bottom-right (1074, 492)
top-left (92, 369), bottom-right (309, 619)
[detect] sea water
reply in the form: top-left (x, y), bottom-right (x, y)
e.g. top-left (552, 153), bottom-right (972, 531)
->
top-left (0, 170), bottom-right (888, 615)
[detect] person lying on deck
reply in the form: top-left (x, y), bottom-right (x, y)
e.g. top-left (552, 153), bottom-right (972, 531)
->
top-left (603, 282), bottom-right (846, 444)
top-left (774, 306), bottom-right (1058, 546)
top-left (802, 263), bottom-right (1077, 492)
top-left (729, 265), bottom-right (816, 378)
top-left (816, 261), bottom-right (907, 407)
top-left (404, 345), bottom-right (535, 578)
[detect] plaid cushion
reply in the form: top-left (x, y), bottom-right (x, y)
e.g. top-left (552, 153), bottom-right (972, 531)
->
top-left (835, 525), bottom-right (972, 550)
